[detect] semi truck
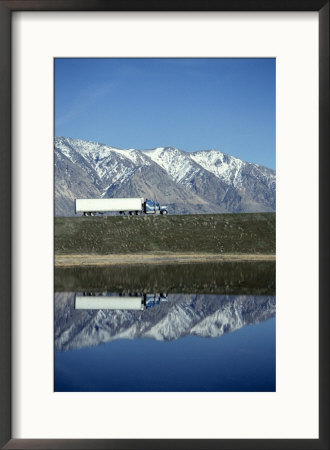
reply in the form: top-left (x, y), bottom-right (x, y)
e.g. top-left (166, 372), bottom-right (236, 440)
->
top-left (75, 197), bottom-right (168, 216)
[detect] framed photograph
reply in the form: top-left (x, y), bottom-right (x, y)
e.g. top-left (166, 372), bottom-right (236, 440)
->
top-left (0, 1), bottom-right (328, 449)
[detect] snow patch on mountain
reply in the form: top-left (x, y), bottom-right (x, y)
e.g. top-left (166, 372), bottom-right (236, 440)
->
top-left (142, 147), bottom-right (201, 186)
top-left (190, 150), bottom-right (244, 186)
top-left (143, 302), bottom-right (196, 340)
top-left (191, 305), bottom-right (244, 338)
top-left (56, 137), bottom-right (151, 183)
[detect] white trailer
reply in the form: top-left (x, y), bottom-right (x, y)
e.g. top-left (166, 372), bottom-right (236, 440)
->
top-left (75, 197), bottom-right (144, 216)
top-left (75, 197), bottom-right (168, 216)
top-left (75, 296), bottom-right (145, 311)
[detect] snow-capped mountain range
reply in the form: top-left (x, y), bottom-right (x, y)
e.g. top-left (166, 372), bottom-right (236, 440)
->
top-left (55, 293), bottom-right (276, 351)
top-left (55, 136), bottom-right (276, 215)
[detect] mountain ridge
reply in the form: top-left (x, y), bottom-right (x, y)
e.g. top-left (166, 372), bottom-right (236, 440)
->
top-left (55, 136), bottom-right (276, 216)
top-left (55, 293), bottom-right (276, 351)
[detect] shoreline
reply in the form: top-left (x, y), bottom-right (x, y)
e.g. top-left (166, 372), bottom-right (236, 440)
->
top-left (55, 252), bottom-right (276, 267)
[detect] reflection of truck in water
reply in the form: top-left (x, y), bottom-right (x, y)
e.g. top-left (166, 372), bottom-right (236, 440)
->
top-left (145, 293), bottom-right (168, 309)
top-left (75, 293), bottom-right (168, 311)
top-left (75, 198), bottom-right (168, 216)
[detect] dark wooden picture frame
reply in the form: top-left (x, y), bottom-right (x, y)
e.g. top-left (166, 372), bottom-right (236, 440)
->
top-left (0, 1), bottom-right (328, 449)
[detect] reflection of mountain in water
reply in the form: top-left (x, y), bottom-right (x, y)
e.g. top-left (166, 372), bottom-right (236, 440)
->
top-left (55, 293), bottom-right (275, 351)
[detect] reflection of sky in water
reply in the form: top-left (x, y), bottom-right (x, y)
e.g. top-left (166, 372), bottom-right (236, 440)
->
top-left (54, 293), bottom-right (275, 392)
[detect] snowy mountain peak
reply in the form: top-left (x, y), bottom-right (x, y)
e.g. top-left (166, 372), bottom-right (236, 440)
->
top-left (190, 149), bottom-right (244, 185)
top-left (141, 146), bottom-right (199, 185)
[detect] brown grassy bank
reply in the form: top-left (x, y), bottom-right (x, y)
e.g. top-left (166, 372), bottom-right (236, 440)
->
top-left (55, 213), bottom-right (276, 256)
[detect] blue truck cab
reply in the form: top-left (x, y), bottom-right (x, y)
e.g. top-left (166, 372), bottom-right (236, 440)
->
top-left (144, 199), bottom-right (168, 215)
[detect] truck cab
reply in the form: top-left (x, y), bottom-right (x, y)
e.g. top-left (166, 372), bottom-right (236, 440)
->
top-left (145, 199), bottom-right (168, 215)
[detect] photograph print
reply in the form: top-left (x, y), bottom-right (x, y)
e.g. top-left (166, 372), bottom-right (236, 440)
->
top-left (54, 58), bottom-right (276, 392)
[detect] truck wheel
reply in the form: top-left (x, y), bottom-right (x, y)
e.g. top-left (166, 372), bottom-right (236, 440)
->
top-left (161, 210), bottom-right (168, 215)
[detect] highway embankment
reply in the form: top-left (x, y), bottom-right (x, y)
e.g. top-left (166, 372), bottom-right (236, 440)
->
top-left (55, 213), bottom-right (275, 266)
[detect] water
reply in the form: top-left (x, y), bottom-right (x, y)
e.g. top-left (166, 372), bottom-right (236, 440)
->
top-left (55, 261), bottom-right (275, 295)
top-left (55, 317), bottom-right (275, 392)
top-left (54, 263), bottom-right (276, 392)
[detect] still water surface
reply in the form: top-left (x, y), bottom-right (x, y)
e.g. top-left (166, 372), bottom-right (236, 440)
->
top-left (54, 286), bottom-right (275, 392)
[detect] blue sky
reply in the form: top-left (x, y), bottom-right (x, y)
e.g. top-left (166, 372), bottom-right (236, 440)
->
top-left (55, 58), bottom-right (275, 169)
